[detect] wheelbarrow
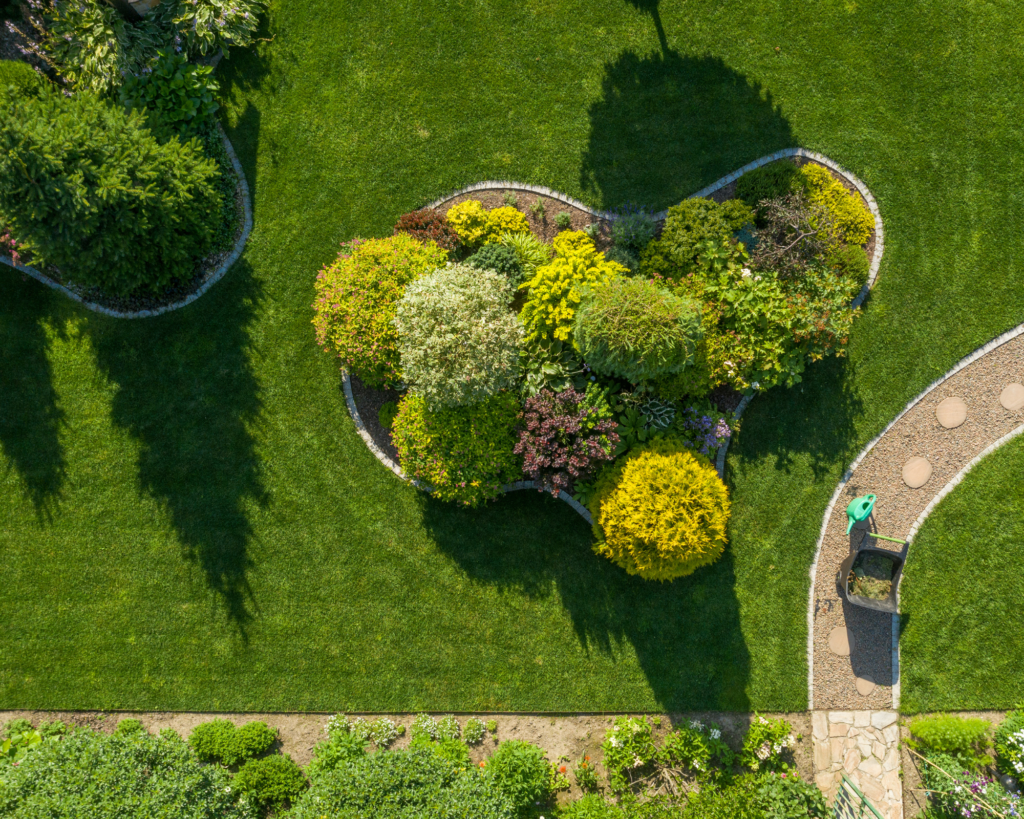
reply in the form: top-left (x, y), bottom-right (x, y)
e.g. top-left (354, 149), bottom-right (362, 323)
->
top-left (839, 545), bottom-right (904, 614)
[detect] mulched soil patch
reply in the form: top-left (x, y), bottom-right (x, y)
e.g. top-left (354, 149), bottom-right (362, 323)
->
top-left (349, 374), bottom-right (402, 464)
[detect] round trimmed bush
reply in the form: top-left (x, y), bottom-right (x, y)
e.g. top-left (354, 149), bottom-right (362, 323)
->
top-left (312, 234), bottom-right (449, 388)
top-left (391, 391), bottom-right (521, 507)
top-left (485, 739), bottom-right (553, 816)
top-left (289, 746), bottom-right (514, 819)
top-left (638, 198), bottom-right (753, 282)
top-left (395, 263), bottom-right (523, 408)
top-left (394, 208), bottom-right (459, 252)
top-left (573, 277), bottom-right (702, 383)
top-left (589, 437), bottom-right (730, 581)
top-left (466, 242), bottom-right (524, 284)
top-left (0, 61), bottom-right (45, 97)
top-left (446, 200), bottom-right (491, 247)
top-left (235, 754), bottom-right (307, 811)
top-left (188, 719), bottom-right (276, 767)
top-left (0, 728), bottom-right (255, 819)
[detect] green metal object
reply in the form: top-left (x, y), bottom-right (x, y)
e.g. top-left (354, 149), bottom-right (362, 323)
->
top-left (865, 532), bottom-right (908, 546)
top-left (846, 494), bottom-right (876, 534)
top-left (833, 773), bottom-right (885, 819)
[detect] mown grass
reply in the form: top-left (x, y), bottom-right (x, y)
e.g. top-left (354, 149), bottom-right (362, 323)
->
top-left (1, 0), bottom-right (1023, 711)
top-left (899, 434), bottom-right (1024, 712)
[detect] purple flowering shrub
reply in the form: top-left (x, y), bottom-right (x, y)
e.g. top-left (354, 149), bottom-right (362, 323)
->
top-left (673, 406), bottom-right (732, 456)
top-left (515, 387), bottom-right (619, 496)
top-left (921, 753), bottom-right (1022, 819)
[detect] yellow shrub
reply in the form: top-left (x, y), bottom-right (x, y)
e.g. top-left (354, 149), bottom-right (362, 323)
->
top-left (589, 438), bottom-right (731, 581)
top-left (446, 200), bottom-right (490, 247)
top-left (801, 164), bottom-right (874, 245)
top-left (552, 230), bottom-right (595, 256)
top-left (486, 206), bottom-right (530, 242)
top-left (519, 249), bottom-right (625, 343)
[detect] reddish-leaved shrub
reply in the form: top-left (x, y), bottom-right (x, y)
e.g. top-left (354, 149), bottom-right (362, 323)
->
top-left (393, 209), bottom-right (459, 253)
top-left (515, 387), bottom-right (619, 496)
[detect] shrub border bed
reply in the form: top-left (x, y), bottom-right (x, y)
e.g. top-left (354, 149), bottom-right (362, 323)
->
top-left (0, 123), bottom-right (253, 319)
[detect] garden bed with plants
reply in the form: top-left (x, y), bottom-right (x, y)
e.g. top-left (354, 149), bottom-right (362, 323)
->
top-left (0, 710), bottom-right (823, 818)
top-left (324, 156), bottom-right (876, 583)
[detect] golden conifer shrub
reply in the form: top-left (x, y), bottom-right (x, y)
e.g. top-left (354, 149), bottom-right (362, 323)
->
top-left (589, 438), bottom-right (730, 581)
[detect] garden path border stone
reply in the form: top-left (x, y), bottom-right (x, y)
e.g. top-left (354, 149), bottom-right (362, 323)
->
top-left (807, 321), bottom-right (1024, 712)
top-left (0, 123), bottom-right (252, 319)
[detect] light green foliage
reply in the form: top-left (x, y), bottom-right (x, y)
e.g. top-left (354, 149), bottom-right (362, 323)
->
top-left (1, 720), bottom-right (42, 766)
top-left (573, 277), bottom-right (702, 383)
top-left (487, 721), bottom-right (499, 734)
top-left (500, 231), bottom-right (552, 278)
top-left (740, 715), bottom-right (795, 773)
top-left (639, 198), bottom-right (753, 283)
top-left (519, 241), bottom-right (626, 344)
top-left (235, 754), bottom-right (307, 811)
top-left (485, 739), bottom-right (553, 815)
top-left (290, 747), bottom-right (515, 819)
top-left (436, 715), bottom-right (461, 741)
top-left (573, 755), bottom-right (599, 792)
top-left (610, 210), bottom-right (657, 252)
top-left (0, 728), bottom-right (256, 818)
top-left (410, 713), bottom-right (439, 742)
top-left (0, 60), bottom-right (45, 96)
top-left (601, 716), bottom-right (658, 792)
top-left (391, 392), bottom-right (522, 506)
top-left (114, 718), bottom-right (147, 736)
top-left (801, 163), bottom-right (874, 245)
top-left (153, 0), bottom-right (268, 57)
top-left (753, 772), bottom-right (830, 819)
top-left (464, 718), bottom-right (486, 745)
top-left (312, 235), bottom-right (448, 388)
top-left (908, 715), bottom-right (992, 770)
top-left (411, 734), bottom-right (473, 771)
top-left (995, 710), bottom-right (1024, 776)
top-left (43, 0), bottom-right (166, 94)
top-left (370, 717), bottom-right (400, 748)
top-left (187, 719), bottom-right (276, 767)
top-left (306, 730), bottom-right (367, 781)
top-left (919, 752), bottom-right (1021, 819)
top-left (0, 89), bottom-right (221, 295)
top-left (659, 719), bottom-right (734, 779)
top-left (378, 401), bottom-right (399, 431)
top-left (120, 50), bottom-right (219, 141)
top-left (395, 264), bottom-right (523, 408)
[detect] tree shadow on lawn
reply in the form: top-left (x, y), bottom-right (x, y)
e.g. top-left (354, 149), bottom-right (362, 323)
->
top-left (88, 263), bottom-right (267, 638)
top-left (580, 11), bottom-right (796, 210)
top-left (420, 491), bottom-right (751, 711)
top-left (0, 268), bottom-right (66, 519)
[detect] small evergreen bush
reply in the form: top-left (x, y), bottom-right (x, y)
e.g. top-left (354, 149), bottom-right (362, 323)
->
top-left (801, 163), bottom-right (874, 245)
top-left (188, 719), bottom-right (276, 767)
top-left (0, 60), bottom-right (44, 96)
top-left (0, 728), bottom-right (255, 819)
top-left (312, 234), bottom-right (448, 388)
top-left (0, 89), bottom-right (222, 295)
top-left (735, 160), bottom-right (806, 217)
top-left (235, 754), bottom-right (307, 811)
top-left (573, 277), bottom-right (702, 383)
top-left (610, 209), bottom-right (657, 251)
top-left (391, 392), bottom-right (522, 507)
top-left (908, 714), bottom-right (992, 770)
top-left (466, 243), bottom-right (525, 285)
top-left (590, 437), bottom-right (730, 581)
top-left (515, 386), bottom-right (618, 496)
top-left (289, 747), bottom-right (515, 819)
top-left (394, 208), bottom-right (459, 253)
top-left (395, 264), bottom-right (523, 408)
top-left (485, 739), bottom-right (553, 816)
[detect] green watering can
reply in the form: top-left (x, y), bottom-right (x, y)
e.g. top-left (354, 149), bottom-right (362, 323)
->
top-left (845, 494), bottom-right (876, 534)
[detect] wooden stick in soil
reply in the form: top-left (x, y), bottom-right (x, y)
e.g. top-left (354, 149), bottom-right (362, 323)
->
top-left (907, 748), bottom-right (1009, 819)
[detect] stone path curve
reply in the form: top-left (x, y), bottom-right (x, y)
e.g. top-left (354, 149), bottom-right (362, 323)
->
top-left (0, 125), bottom-right (252, 319)
top-left (808, 322), bottom-right (1024, 712)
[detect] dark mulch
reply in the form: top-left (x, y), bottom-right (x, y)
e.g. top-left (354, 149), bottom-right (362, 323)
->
top-left (708, 385), bottom-right (745, 415)
top-left (349, 375), bottom-right (402, 464)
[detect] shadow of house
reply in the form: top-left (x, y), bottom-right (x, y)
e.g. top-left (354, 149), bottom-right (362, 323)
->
top-left (88, 263), bottom-right (266, 637)
top-left (0, 269), bottom-right (66, 519)
top-left (419, 491), bottom-right (751, 711)
top-left (580, 11), bottom-right (795, 210)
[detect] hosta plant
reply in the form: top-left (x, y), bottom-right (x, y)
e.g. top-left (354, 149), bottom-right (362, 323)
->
top-left (120, 49), bottom-right (219, 141)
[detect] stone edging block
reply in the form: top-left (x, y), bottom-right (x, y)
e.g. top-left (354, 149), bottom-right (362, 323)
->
top-left (0, 123), bottom-right (253, 319)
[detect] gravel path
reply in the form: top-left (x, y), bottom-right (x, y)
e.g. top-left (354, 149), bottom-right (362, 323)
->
top-left (810, 329), bottom-right (1024, 710)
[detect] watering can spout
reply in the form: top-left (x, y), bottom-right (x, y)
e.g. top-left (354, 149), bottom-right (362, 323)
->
top-left (845, 494), bottom-right (877, 534)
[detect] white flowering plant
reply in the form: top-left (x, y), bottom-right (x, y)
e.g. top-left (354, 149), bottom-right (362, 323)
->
top-left (409, 713), bottom-right (438, 742)
top-left (996, 710), bottom-right (1024, 778)
top-left (659, 719), bottom-right (734, 781)
top-left (436, 715), bottom-right (461, 742)
top-left (463, 718), bottom-right (486, 746)
top-left (740, 714), bottom-right (796, 773)
top-left (325, 714), bottom-right (371, 744)
top-left (601, 716), bottom-right (658, 793)
top-left (369, 718), bottom-right (399, 749)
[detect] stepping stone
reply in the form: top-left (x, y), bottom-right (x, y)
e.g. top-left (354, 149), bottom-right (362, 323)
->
top-left (936, 397), bottom-right (967, 428)
top-left (855, 674), bottom-right (876, 696)
top-left (902, 456), bottom-right (932, 488)
top-left (1001, 383), bottom-right (1024, 411)
top-left (828, 626), bottom-right (854, 656)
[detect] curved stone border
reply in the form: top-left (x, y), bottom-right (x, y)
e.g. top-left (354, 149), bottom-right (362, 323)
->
top-left (806, 320), bottom-right (1024, 709)
top-left (341, 373), bottom-right (593, 524)
top-left (427, 147), bottom-right (885, 308)
top-left (0, 123), bottom-right (252, 319)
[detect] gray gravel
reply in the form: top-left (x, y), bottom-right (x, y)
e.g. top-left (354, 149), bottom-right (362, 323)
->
top-left (812, 333), bottom-right (1024, 709)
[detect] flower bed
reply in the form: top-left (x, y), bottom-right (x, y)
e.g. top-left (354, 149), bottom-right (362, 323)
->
top-left (323, 159), bottom-right (875, 581)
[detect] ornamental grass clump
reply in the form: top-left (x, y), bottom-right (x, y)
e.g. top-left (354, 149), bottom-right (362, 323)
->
top-left (312, 234), bottom-right (448, 388)
top-left (395, 264), bottom-right (523, 408)
top-left (391, 392), bottom-right (521, 507)
top-left (589, 437), bottom-right (730, 581)
top-left (573, 277), bottom-right (702, 383)
top-left (515, 387), bottom-right (618, 496)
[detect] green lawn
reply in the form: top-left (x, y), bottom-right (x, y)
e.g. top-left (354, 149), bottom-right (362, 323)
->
top-left (899, 434), bottom-right (1024, 713)
top-left (2, 0), bottom-right (1024, 712)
